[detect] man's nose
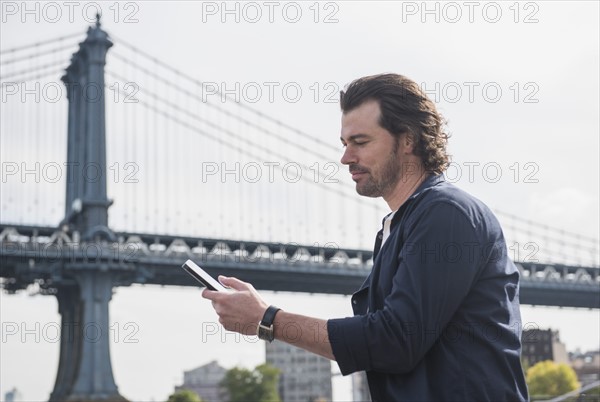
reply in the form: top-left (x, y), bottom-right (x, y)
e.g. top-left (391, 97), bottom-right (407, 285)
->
top-left (340, 146), bottom-right (356, 165)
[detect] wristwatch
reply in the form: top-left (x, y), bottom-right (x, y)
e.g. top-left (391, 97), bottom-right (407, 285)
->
top-left (257, 305), bottom-right (281, 342)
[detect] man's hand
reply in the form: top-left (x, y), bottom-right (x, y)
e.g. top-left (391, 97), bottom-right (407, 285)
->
top-left (202, 276), bottom-right (335, 360)
top-left (201, 276), bottom-right (269, 336)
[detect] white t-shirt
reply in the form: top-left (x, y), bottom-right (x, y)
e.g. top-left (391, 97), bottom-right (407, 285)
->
top-left (381, 210), bottom-right (398, 247)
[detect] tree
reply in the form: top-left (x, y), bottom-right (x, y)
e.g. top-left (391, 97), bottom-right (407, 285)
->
top-left (221, 363), bottom-right (281, 402)
top-left (526, 360), bottom-right (580, 398)
top-left (166, 389), bottom-right (203, 402)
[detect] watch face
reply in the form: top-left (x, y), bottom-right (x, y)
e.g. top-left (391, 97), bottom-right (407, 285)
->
top-left (258, 324), bottom-right (274, 342)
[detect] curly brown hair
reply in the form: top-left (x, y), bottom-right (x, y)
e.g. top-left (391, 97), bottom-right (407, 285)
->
top-left (340, 73), bottom-right (450, 174)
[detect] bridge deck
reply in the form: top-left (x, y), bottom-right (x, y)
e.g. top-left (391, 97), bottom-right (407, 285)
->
top-left (1, 225), bottom-right (598, 308)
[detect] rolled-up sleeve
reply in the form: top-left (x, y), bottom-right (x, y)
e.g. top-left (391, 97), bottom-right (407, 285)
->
top-left (327, 316), bottom-right (370, 375)
top-left (328, 201), bottom-right (484, 375)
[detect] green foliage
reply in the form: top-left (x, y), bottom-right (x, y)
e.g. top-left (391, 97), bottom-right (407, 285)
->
top-left (526, 360), bottom-right (580, 397)
top-left (166, 389), bottom-right (203, 402)
top-left (221, 363), bottom-right (281, 402)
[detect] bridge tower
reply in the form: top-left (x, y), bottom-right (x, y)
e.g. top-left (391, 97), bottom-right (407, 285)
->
top-left (50, 15), bottom-right (126, 402)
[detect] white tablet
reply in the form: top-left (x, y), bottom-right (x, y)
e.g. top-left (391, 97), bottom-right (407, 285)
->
top-left (181, 259), bottom-right (230, 292)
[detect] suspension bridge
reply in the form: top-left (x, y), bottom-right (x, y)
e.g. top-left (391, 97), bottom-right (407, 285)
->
top-left (1, 19), bottom-right (598, 402)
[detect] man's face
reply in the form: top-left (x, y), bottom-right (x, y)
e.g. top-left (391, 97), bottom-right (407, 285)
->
top-left (340, 100), bottom-right (404, 198)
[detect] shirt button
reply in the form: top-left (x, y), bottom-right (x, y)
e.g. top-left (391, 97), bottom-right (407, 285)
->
top-left (352, 299), bottom-right (357, 305)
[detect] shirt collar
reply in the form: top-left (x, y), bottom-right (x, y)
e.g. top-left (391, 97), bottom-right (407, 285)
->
top-left (389, 173), bottom-right (445, 226)
top-left (408, 173), bottom-right (445, 201)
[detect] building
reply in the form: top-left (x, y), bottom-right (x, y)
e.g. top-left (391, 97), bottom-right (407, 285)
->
top-left (521, 328), bottom-right (569, 367)
top-left (266, 340), bottom-right (332, 401)
top-left (175, 360), bottom-right (228, 401)
top-left (570, 350), bottom-right (600, 386)
top-left (352, 371), bottom-right (371, 401)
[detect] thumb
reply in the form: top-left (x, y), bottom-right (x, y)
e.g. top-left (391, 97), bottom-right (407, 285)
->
top-left (218, 276), bottom-right (250, 291)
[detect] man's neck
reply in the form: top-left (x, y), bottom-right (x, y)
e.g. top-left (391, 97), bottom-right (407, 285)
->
top-left (384, 169), bottom-right (430, 211)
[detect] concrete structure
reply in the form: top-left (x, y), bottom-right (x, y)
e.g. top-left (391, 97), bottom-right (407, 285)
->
top-left (175, 360), bottom-right (227, 401)
top-left (51, 15), bottom-right (126, 402)
top-left (522, 328), bottom-right (569, 367)
top-left (266, 340), bottom-right (332, 401)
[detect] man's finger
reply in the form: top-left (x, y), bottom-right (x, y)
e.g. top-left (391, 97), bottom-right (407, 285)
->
top-left (218, 276), bottom-right (250, 291)
top-left (201, 288), bottom-right (220, 300)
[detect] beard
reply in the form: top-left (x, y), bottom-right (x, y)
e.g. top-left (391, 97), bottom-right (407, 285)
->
top-left (354, 145), bottom-right (402, 198)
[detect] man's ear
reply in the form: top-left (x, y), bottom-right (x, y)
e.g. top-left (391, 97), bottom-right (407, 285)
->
top-left (402, 131), bottom-right (416, 154)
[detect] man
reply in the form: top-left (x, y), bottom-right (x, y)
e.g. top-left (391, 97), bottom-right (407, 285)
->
top-left (202, 73), bottom-right (529, 401)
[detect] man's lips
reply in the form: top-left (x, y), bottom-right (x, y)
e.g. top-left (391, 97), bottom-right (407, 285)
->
top-left (350, 171), bottom-right (368, 180)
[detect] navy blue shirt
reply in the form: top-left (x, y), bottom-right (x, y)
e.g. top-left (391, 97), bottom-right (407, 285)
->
top-left (328, 175), bottom-right (529, 401)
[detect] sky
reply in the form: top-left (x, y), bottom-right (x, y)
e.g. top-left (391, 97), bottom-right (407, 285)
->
top-left (1, 1), bottom-right (599, 401)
